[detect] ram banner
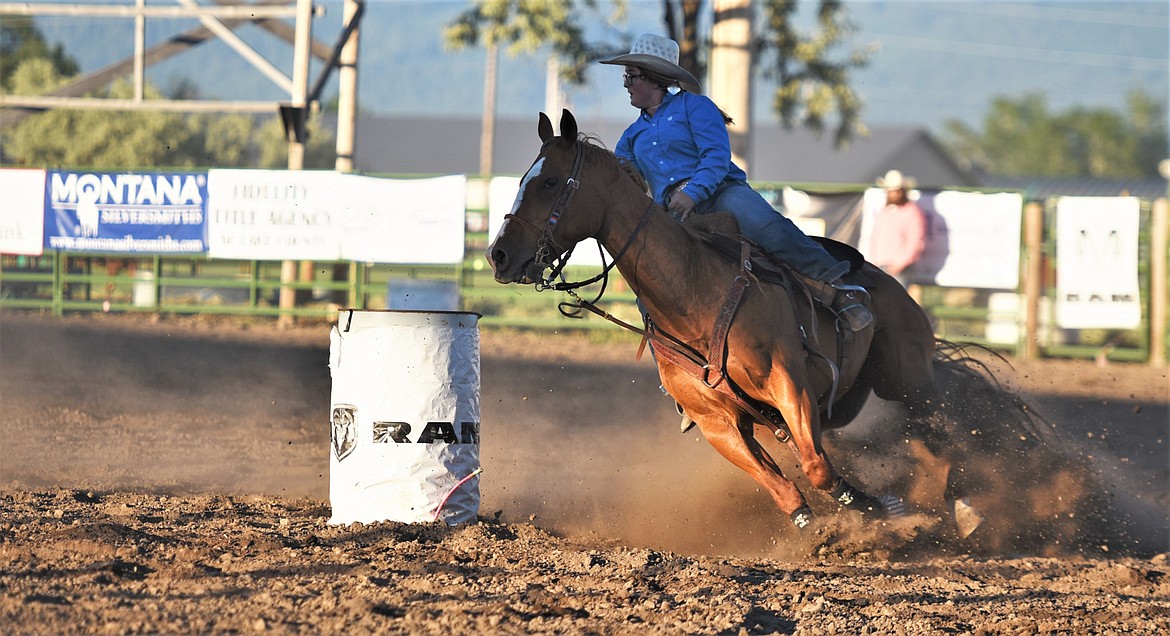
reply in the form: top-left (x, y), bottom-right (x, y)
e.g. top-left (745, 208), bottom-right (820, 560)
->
top-left (43, 170), bottom-right (208, 253)
top-left (1055, 196), bottom-right (1141, 329)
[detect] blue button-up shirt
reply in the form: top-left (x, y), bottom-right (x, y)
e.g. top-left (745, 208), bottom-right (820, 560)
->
top-left (614, 90), bottom-right (747, 207)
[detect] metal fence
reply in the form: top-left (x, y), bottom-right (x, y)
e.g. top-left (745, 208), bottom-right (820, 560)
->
top-left (2, 199), bottom-right (1166, 366)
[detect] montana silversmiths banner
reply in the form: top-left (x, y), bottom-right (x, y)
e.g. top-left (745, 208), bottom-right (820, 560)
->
top-left (1055, 196), bottom-right (1141, 329)
top-left (44, 170), bottom-right (208, 253)
top-left (0, 169), bottom-right (46, 256)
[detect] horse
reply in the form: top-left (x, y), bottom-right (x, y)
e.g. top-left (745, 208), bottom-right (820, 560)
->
top-left (487, 110), bottom-right (1017, 536)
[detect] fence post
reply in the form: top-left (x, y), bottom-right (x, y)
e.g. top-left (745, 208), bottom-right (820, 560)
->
top-left (1021, 201), bottom-right (1044, 360)
top-left (1150, 198), bottom-right (1168, 368)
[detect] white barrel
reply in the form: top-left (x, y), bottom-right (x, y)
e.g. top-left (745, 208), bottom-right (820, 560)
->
top-left (328, 309), bottom-right (481, 525)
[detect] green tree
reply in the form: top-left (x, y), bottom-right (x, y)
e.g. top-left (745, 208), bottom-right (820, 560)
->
top-left (444, 0), bottom-right (868, 145)
top-left (942, 91), bottom-right (1168, 178)
top-left (0, 16), bottom-right (78, 91)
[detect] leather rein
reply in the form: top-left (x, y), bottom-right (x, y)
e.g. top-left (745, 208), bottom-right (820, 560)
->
top-left (509, 139), bottom-right (796, 444)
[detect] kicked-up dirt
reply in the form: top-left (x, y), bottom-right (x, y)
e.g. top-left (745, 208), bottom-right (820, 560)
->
top-left (1, 312), bottom-right (1167, 634)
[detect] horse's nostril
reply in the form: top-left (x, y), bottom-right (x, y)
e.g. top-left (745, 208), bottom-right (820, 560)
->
top-left (487, 249), bottom-right (506, 271)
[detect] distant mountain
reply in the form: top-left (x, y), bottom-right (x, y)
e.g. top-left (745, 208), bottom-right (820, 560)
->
top-left (29, 1), bottom-right (1169, 134)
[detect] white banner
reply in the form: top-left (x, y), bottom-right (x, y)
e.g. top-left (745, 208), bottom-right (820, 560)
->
top-left (860, 189), bottom-right (1023, 289)
top-left (488, 176), bottom-right (610, 267)
top-left (1055, 196), bottom-right (1141, 329)
top-left (206, 169), bottom-right (344, 260)
top-left (207, 171), bottom-right (467, 263)
top-left (0, 169), bottom-right (46, 256)
top-left (340, 174), bottom-right (466, 264)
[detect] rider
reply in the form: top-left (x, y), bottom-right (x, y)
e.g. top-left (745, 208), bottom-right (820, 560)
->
top-left (600, 33), bottom-right (873, 332)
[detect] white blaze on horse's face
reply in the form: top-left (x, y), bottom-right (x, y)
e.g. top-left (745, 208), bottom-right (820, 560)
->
top-left (508, 156), bottom-right (545, 218)
top-left (493, 156), bottom-right (546, 245)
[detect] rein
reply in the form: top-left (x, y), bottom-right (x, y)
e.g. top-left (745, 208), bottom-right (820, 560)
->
top-left (511, 138), bottom-right (655, 312)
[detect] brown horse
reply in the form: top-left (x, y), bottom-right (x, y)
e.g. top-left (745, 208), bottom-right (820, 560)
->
top-left (487, 110), bottom-right (970, 532)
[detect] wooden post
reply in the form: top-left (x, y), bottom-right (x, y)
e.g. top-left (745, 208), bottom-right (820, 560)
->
top-left (709, 0), bottom-right (753, 172)
top-left (1150, 198), bottom-right (1168, 367)
top-left (1022, 201), bottom-right (1044, 360)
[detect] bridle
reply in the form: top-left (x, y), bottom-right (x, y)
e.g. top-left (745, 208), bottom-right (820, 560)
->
top-left (503, 138), bottom-right (654, 302)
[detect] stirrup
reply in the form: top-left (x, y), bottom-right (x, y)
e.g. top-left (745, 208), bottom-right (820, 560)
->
top-left (830, 283), bottom-right (873, 331)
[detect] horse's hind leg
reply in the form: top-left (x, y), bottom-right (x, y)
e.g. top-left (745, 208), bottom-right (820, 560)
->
top-left (695, 409), bottom-right (815, 530)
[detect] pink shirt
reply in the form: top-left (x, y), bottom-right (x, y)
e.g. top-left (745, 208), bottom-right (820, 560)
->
top-left (869, 201), bottom-right (927, 275)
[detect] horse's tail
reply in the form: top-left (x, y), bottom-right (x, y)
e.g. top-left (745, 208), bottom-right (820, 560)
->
top-left (930, 339), bottom-right (1056, 446)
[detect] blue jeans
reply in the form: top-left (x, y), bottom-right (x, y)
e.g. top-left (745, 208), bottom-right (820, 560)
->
top-left (694, 180), bottom-right (848, 283)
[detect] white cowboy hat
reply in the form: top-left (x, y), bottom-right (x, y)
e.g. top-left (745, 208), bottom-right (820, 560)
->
top-left (599, 33), bottom-right (701, 94)
top-left (876, 170), bottom-right (917, 190)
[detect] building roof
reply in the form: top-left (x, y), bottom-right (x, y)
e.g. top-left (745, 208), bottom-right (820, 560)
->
top-left (340, 114), bottom-right (977, 189)
top-left (977, 175), bottom-right (1168, 202)
top-left (336, 114), bottom-right (1168, 200)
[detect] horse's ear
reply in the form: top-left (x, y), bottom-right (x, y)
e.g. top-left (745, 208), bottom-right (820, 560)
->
top-left (538, 112), bottom-right (554, 143)
top-left (559, 109), bottom-right (577, 142)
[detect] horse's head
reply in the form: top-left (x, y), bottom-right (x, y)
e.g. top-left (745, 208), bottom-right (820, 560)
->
top-left (486, 109), bottom-right (601, 285)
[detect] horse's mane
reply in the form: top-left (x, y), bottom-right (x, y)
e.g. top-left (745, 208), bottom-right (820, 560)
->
top-left (575, 133), bottom-right (651, 197)
top-left (572, 132), bottom-right (755, 271)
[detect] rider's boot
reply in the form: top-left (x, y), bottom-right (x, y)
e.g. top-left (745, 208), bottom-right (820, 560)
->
top-left (795, 274), bottom-right (874, 332)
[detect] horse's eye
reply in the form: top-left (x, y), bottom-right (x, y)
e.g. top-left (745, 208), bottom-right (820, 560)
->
top-left (543, 178), bottom-right (559, 189)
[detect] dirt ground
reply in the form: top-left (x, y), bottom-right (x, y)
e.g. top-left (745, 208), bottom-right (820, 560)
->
top-left (1, 311), bottom-right (1167, 634)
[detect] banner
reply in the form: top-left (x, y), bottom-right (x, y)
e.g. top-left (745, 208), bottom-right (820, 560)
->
top-left (776, 187), bottom-right (866, 246)
top-left (0, 169), bottom-right (46, 256)
top-left (860, 189), bottom-right (1023, 289)
top-left (340, 174), bottom-right (466, 264)
top-left (1055, 196), bottom-right (1141, 329)
top-left (488, 176), bottom-right (611, 267)
top-left (206, 169), bottom-right (344, 260)
top-left (44, 170), bottom-right (207, 253)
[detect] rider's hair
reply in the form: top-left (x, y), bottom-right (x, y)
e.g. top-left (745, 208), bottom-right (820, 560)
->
top-left (636, 67), bottom-right (734, 126)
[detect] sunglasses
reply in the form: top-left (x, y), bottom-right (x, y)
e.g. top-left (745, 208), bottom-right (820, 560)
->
top-left (623, 72), bottom-right (648, 85)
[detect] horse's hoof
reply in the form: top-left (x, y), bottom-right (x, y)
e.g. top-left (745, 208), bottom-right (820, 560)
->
top-left (878, 495), bottom-right (907, 518)
top-left (790, 506), bottom-right (815, 531)
top-left (950, 497), bottom-right (985, 539)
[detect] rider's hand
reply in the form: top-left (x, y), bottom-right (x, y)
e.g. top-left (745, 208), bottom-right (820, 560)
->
top-left (668, 190), bottom-right (696, 222)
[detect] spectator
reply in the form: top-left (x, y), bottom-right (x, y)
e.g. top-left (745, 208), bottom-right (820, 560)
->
top-left (869, 170), bottom-right (927, 287)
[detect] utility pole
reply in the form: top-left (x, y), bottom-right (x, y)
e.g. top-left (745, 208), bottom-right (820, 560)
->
top-left (479, 42), bottom-right (498, 176)
top-left (335, 0), bottom-right (362, 307)
top-left (279, 0), bottom-right (314, 328)
top-left (709, 0), bottom-right (753, 173)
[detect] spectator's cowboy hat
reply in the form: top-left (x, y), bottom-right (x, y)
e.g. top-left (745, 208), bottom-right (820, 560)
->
top-left (600, 33), bottom-right (701, 94)
top-left (876, 170), bottom-right (917, 190)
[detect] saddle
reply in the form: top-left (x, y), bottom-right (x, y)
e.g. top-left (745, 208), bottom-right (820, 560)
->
top-left (686, 226), bottom-right (872, 418)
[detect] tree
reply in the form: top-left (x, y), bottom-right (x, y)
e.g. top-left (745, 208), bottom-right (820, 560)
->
top-left (0, 16), bottom-right (78, 91)
top-left (941, 91), bottom-right (1168, 179)
top-left (443, 0), bottom-right (868, 145)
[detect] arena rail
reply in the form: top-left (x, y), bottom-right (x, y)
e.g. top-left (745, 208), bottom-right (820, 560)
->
top-left (1, 185), bottom-right (1165, 365)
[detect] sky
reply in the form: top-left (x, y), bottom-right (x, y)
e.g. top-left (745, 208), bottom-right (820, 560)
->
top-left (25, 1), bottom-right (1170, 136)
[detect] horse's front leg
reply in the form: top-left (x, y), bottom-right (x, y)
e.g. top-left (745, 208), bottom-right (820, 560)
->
top-left (776, 379), bottom-right (900, 519)
top-left (685, 398), bottom-right (815, 530)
